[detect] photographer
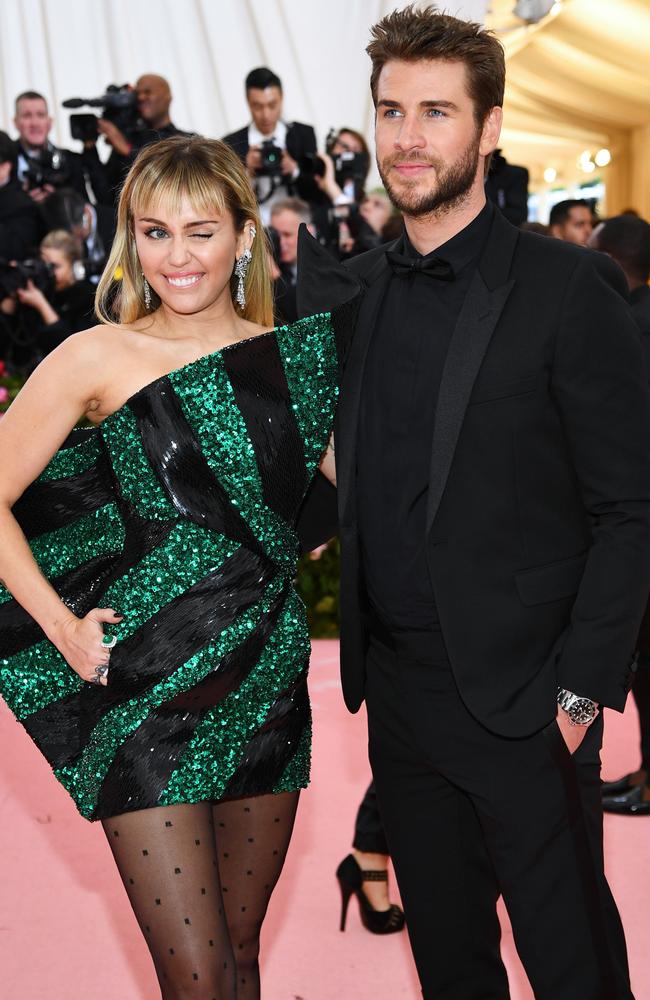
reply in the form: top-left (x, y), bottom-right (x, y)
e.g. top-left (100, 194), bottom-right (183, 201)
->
top-left (0, 130), bottom-right (44, 260)
top-left (12, 91), bottom-right (89, 203)
top-left (0, 230), bottom-right (95, 370)
top-left (307, 128), bottom-right (382, 259)
top-left (40, 188), bottom-right (114, 279)
top-left (269, 197), bottom-right (314, 325)
top-left (223, 67), bottom-right (318, 224)
top-left (83, 75), bottom-right (191, 203)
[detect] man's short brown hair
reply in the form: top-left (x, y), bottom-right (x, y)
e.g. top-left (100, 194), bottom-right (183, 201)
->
top-left (367, 4), bottom-right (505, 126)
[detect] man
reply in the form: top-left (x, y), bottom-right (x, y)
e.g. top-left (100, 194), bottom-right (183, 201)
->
top-left (12, 91), bottom-right (88, 203)
top-left (549, 197), bottom-right (593, 245)
top-left (299, 7), bottom-right (650, 998)
top-left (0, 130), bottom-right (43, 260)
top-left (270, 197), bottom-right (312, 324)
top-left (91, 74), bottom-right (190, 203)
top-left (222, 67), bottom-right (318, 223)
top-left (590, 214), bottom-right (650, 818)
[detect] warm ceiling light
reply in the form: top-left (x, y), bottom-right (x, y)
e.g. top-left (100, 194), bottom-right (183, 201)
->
top-left (594, 148), bottom-right (612, 167)
top-left (543, 167), bottom-right (557, 183)
top-left (582, 161), bottom-right (596, 174)
top-left (578, 150), bottom-right (593, 167)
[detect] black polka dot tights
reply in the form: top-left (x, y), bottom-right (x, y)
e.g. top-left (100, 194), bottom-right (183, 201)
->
top-left (102, 791), bottom-right (300, 999)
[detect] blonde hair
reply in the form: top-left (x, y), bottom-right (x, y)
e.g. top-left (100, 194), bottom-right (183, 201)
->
top-left (41, 229), bottom-right (82, 264)
top-left (96, 136), bottom-right (273, 327)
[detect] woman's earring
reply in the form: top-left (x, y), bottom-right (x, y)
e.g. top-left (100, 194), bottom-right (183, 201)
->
top-left (234, 249), bottom-right (252, 309)
top-left (142, 274), bottom-right (151, 310)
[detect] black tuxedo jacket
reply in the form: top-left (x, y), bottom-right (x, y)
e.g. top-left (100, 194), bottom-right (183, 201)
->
top-left (297, 213), bottom-right (650, 738)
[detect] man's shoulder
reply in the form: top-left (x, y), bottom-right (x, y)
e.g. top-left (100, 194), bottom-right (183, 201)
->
top-left (222, 126), bottom-right (248, 148)
top-left (514, 228), bottom-right (626, 295)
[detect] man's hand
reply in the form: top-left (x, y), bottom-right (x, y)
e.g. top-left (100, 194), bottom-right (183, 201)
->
top-left (26, 184), bottom-right (54, 204)
top-left (555, 706), bottom-right (589, 754)
top-left (97, 118), bottom-right (131, 156)
top-left (245, 146), bottom-right (262, 177)
top-left (281, 148), bottom-right (298, 177)
top-left (314, 151), bottom-right (345, 203)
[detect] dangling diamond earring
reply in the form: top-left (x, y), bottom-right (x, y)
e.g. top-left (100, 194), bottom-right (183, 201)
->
top-left (234, 249), bottom-right (252, 310)
top-left (142, 274), bottom-right (151, 310)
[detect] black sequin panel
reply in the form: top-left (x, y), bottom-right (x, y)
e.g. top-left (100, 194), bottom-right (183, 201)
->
top-left (11, 458), bottom-right (115, 539)
top-left (223, 334), bottom-right (308, 523)
top-left (130, 379), bottom-right (264, 556)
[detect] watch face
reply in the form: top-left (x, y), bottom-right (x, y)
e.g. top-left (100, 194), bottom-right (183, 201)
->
top-left (569, 698), bottom-right (597, 725)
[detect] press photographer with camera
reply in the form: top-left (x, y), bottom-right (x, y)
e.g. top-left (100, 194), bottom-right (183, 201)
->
top-left (0, 229), bottom-right (95, 370)
top-left (222, 67), bottom-right (318, 224)
top-left (305, 127), bottom-right (382, 259)
top-left (0, 130), bottom-right (44, 261)
top-left (12, 91), bottom-right (89, 204)
top-left (74, 75), bottom-right (191, 203)
top-left (40, 188), bottom-right (115, 280)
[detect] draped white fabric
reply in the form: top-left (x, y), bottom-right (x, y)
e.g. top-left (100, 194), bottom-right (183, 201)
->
top-left (0, 0), bottom-right (486, 162)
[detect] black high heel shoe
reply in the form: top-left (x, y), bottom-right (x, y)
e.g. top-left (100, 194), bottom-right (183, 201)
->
top-left (336, 854), bottom-right (405, 934)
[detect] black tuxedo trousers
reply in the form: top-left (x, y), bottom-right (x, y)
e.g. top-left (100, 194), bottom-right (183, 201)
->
top-left (366, 626), bottom-right (632, 999)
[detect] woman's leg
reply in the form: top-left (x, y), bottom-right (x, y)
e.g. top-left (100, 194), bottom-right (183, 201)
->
top-left (102, 802), bottom-right (236, 1000)
top-left (211, 791), bottom-right (300, 1000)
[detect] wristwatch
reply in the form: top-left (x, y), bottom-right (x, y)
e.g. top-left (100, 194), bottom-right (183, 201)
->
top-left (557, 687), bottom-right (599, 727)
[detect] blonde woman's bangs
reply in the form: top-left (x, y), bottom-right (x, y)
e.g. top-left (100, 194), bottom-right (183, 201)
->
top-left (130, 158), bottom-right (228, 224)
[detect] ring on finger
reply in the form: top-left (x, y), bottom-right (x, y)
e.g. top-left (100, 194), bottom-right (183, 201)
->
top-left (95, 664), bottom-right (109, 680)
top-left (102, 633), bottom-right (117, 650)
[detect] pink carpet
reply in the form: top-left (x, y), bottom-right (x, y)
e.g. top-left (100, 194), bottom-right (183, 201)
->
top-left (0, 639), bottom-right (648, 999)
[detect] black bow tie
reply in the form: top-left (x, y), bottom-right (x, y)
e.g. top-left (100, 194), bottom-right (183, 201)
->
top-left (385, 248), bottom-right (455, 282)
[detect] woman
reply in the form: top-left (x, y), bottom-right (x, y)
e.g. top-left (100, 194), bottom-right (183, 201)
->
top-left (0, 136), bottom-right (346, 999)
top-left (17, 228), bottom-right (96, 350)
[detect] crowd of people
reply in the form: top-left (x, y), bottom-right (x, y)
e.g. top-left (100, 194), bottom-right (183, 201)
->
top-left (0, 7), bottom-right (650, 997)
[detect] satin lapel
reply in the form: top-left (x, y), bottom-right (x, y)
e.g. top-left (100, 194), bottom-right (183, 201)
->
top-left (337, 253), bottom-right (392, 520)
top-left (425, 270), bottom-right (515, 533)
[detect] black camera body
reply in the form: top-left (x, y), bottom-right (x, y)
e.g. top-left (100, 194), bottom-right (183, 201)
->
top-left (0, 258), bottom-right (54, 298)
top-left (65, 85), bottom-right (142, 144)
top-left (258, 140), bottom-right (284, 178)
top-left (332, 150), bottom-right (368, 188)
top-left (22, 147), bottom-right (71, 191)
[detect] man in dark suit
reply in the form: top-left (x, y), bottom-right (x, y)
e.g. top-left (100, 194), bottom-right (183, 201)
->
top-left (299, 7), bottom-right (650, 998)
top-left (222, 67), bottom-right (319, 224)
top-left (12, 91), bottom-right (89, 204)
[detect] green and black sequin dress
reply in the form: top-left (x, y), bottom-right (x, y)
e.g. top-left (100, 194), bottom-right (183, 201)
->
top-left (0, 311), bottom-right (346, 821)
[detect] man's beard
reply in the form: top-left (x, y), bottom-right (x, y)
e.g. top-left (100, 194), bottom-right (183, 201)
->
top-left (379, 132), bottom-right (482, 218)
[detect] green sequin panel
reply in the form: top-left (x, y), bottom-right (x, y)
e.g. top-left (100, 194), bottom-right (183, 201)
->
top-left (160, 587), bottom-right (311, 806)
top-left (272, 723), bottom-right (311, 796)
top-left (0, 639), bottom-right (83, 718)
top-left (100, 405), bottom-right (178, 521)
top-left (36, 433), bottom-right (102, 482)
top-left (98, 523), bottom-right (239, 643)
top-left (55, 574), bottom-right (300, 818)
top-left (170, 349), bottom-right (298, 570)
top-left (0, 503), bottom-right (124, 607)
top-left (277, 313), bottom-right (339, 475)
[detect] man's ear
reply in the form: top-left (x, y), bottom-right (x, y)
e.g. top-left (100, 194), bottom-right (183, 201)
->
top-left (479, 106), bottom-right (503, 160)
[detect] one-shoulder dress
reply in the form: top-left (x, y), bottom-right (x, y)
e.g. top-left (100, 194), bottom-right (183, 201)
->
top-left (0, 309), bottom-right (352, 821)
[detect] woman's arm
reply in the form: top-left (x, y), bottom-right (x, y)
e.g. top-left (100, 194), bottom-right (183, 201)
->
top-left (0, 330), bottom-right (121, 685)
top-left (319, 433), bottom-right (336, 486)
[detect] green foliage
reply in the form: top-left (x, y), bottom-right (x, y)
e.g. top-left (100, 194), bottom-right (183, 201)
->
top-left (296, 538), bottom-right (341, 637)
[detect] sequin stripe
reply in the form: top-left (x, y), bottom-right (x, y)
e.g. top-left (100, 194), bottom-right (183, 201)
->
top-left (275, 313), bottom-right (339, 473)
top-left (0, 503), bottom-right (125, 607)
top-left (100, 406), bottom-right (179, 521)
top-left (221, 333), bottom-right (308, 523)
top-left (129, 377), bottom-right (265, 557)
top-left (158, 587), bottom-right (311, 807)
top-left (91, 581), bottom-right (291, 818)
top-left (36, 427), bottom-right (103, 482)
top-left (24, 546), bottom-right (277, 770)
top-left (12, 458), bottom-right (115, 541)
top-left (54, 574), bottom-right (289, 818)
top-left (222, 669), bottom-right (310, 799)
top-left (272, 723), bottom-right (311, 795)
top-left (0, 637), bottom-right (84, 717)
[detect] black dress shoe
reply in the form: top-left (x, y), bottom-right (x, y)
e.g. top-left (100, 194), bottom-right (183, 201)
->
top-left (602, 784), bottom-right (650, 814)
top-left (601, 771), bottom-right (646, 796)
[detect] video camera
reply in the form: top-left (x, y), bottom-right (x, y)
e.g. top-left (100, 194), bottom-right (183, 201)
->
top-left (0, 258), bottom-right (54, 298)
top-left (63, 84), bottom-right (142, 144)
top-left (22, 147), bottom-right (71, 191)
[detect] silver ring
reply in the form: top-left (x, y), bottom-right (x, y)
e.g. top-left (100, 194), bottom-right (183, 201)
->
top-left (102, 634), bottom-right (117, 649)
top-left (95, 664), bottom-right (109, 679)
